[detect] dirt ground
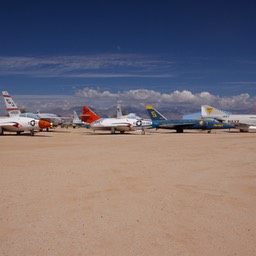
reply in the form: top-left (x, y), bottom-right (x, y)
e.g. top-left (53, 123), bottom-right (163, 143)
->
top-left (0, 128), bottom-right (255, 256)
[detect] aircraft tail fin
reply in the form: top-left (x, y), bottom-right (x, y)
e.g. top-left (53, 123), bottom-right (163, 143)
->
top-left (201, 105), bottom-right (228, 118)
top-left (72, 111), bottom-right (80, 122)
top-left (2, 91), bottom-right (21, 117)
top-left (146, 105), bottom-right (167, 120)
top-left (81, 106), bottom-right (101, 123)
top-left (116, 102), bottom-right (123, 118)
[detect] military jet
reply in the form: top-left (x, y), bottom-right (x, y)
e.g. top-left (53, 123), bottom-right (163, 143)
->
top-left (146, 105), bottom-right (235, 133)
top-left (81, 106), bottom-right (152, 134)
top-left (2, 91), bottom-right (63, 127)
top-left (0, 115), bottom-right (51, 136)
top-left (61, 111), bottom-right (88, 128)
top-left (201, 105), bottom-right (256, 132)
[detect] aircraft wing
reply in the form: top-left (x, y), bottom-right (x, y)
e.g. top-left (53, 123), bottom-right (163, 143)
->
top-left (209, 117), bottom-right (225, 122)
top-left (0, 122), bottom-right (22, 130)
top-left (0, 122), bottom-right (19, 127)
top-left (231, 122), bottom-right (251, 128)
top-left (212, 119), bottom-right (250, 127)
top-left (91, 120), bottom-right (133, 132)
top-left (114, 123), bottom-right (134, 131)
top-left (98, 123), bottom-right (132, 129)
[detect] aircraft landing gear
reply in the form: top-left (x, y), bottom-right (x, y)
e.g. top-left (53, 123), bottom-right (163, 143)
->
top-left (30, 130), bottom-right (35, 136)
top-left (141, 129), bottom-right (145, 135)
top-left (111, 127), bottom-right (115, 134)
top-left (0, 127), bottom-right (4, 135)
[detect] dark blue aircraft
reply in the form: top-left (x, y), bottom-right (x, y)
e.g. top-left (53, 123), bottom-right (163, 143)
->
top-left (146, 105), bottom-right (235, 133)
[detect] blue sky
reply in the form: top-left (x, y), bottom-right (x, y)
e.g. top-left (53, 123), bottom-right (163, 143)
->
top-left (0, 0), bottom-right (256, 112)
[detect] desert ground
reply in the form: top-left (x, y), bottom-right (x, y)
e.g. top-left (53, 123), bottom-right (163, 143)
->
top-left (0, 127), bottom-right (255, 256)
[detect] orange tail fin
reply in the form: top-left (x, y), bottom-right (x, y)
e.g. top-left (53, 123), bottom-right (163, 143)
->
top-left (81, 106), bottom-right (101, 123)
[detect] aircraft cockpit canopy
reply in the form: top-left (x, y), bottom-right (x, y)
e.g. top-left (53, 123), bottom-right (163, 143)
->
top-left (19, 113), bottom-right (41, 120)
top-left (126, 113), bottom-right (141, 119)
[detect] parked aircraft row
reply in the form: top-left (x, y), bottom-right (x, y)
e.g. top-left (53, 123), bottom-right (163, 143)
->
top-left (0, 91), bottom-right (52, 135)
top-left (1, 90), bottom-right (256, 135)
top-left (2, 91), bottom-right (63, 127)
top-left (81, 103), bottom-right (256, 134)
top-left (80, 104), bottom-right (235, 134)
top-left (146, 105), bottom-right (235, 132)
top-left (81, 104), bottom-right (152, 134)
top-left (1, 91), bottom-right (87, 135)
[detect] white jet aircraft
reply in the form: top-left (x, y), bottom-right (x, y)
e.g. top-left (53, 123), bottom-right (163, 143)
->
top-left (71, 111), bottom-right (87, 128)
top-left (201, 105), bottom-right (256, 132)
top-left (0, 115), bottom-right (52, 136)
top-left (2, 91), bottom-right (63, 127)
top-left (61, 111), bottom-right (88, 128)
top-left (81, 106), bottom-right (152, 134)
top-left (116, 102), bottom-right (141, 119)
top-left (116, 102), bottom-right (153, 123)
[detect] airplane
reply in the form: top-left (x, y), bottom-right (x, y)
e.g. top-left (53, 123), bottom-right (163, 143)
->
top-left (116, 102), bottom-right (142, 119)
top-left (201, 105), bottom-right (256, 132)
top-left (72, 111), bottom-right (88, 128)
top-left (146, 105), bottom-right (235, 133)
top-left (0, 115), bottom-right (51, 136)
top-left (61, 111), bottom-right (88, 128)
top-left (81, 106), bottom-right (101, 124)
top-left (81, 106), bottom-right (152, 134)
top-left (2, 91), bottom-right (63, 127)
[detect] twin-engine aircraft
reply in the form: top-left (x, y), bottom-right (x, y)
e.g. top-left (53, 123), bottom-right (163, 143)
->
top-left (201, 105), bottom-right (256, 132)
top-left (146, 105), bottom-right (235, 133)
top-left (81, 106), bottom-right (152, 134)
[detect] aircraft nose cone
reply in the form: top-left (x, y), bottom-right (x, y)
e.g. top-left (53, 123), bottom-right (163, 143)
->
top-left (39, 119), bottom-right (52, 129)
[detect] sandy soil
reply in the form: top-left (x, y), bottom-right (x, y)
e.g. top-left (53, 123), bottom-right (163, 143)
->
top-left (0, 128), bottom-right (256, 256)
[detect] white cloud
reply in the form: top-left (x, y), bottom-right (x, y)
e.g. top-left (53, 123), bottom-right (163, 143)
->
top-left (1, 87), bottom-right (255, 115)
top-left (219, 93), bottom-right (252, 109)
top-left (74, 87), bottom-right (256, 111)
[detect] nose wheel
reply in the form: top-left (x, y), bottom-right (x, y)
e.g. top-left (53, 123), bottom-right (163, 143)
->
top-left (30, 130), bottom-right (35, 136)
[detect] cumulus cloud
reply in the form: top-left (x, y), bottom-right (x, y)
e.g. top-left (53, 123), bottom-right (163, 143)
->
top-left (1, 87), bottom-right (255, 115)
top-left (219, 93), bottom-right (252, 109)
top-left (74, 87), bottom-right (256, 111)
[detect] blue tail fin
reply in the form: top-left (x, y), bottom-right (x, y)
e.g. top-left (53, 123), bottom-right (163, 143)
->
top-left (146, 105), bottom-right (167, 121)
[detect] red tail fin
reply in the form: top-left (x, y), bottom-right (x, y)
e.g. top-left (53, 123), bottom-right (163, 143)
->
top-left (81, 106), bottom-right (101, 124)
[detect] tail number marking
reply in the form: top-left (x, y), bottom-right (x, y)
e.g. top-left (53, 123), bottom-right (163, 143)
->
top-left (151, 111), bottom-right (157, 118)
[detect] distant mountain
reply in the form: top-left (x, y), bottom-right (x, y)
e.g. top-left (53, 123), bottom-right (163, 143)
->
top-left (46, 105), bottom-right (195, 119)
top-left (35, 104), bottom-right (256, 120)
top-left (1, 99), bottom-right (254, 119)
